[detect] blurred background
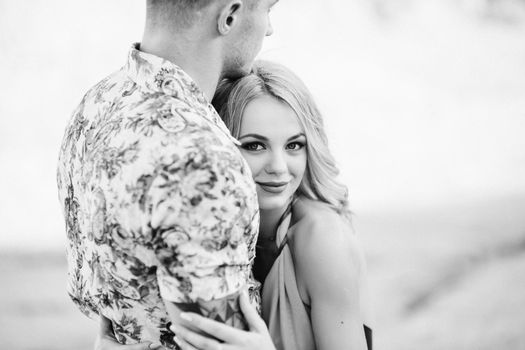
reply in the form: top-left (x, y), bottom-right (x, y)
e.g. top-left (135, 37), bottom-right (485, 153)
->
top-left (1, 0), bottom-right (524, 349)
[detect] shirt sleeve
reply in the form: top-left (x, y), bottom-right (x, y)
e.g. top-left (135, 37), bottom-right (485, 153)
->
top-left (146, 120), bottom-right (253, 303)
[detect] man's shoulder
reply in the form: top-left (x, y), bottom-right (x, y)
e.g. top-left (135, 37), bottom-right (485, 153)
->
top-left (74, 69), bottom-right (213, 140)
top-left (82, 67), bottom-right (128, 100)
top-left (123, 91), bottom-right (237, 153)
top-left (64, 67), bottom-right (241, 174)
top-left (74, 66), bottom-right (218, 139)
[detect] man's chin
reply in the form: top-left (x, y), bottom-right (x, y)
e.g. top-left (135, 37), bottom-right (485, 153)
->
top-left (221, 64), bottom-right (253, 80)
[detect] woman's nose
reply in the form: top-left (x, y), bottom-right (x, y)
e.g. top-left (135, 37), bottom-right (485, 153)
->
top-left (265, 151), bottom-right (287, 175)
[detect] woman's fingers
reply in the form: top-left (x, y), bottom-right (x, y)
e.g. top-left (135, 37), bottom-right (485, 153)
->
top-left (171, 324), bottom-right (222, 350)
top-left (239, 291), bottom-right (266, 333)
top-left (119, 343), bottom-right (158, 350)
top-left (177, 313), bottom-right (245, 343)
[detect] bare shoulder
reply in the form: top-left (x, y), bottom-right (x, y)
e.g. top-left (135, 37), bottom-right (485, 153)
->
top-left (290, 198), bottom-right (365, 302)
top-left (291, 197), bottom-right (356, 257)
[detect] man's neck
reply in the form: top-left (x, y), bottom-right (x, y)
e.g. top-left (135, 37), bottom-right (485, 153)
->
top-left (140, 32), bottom-right (222, 100)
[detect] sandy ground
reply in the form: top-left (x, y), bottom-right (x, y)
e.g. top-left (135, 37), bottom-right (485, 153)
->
top-left (357, 193), bottom-right (525, 349)
top-left (1, 194), bottom-right (524, 350)
top-left (0, 252), bottom-right (96, 350)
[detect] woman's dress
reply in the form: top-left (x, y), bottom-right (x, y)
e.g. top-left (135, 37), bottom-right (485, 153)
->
top-left (257, 205), bottom-right (373, 350)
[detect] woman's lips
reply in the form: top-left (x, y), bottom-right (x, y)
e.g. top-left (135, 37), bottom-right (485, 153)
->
top-left (256, 181), bottom-right (289, 194)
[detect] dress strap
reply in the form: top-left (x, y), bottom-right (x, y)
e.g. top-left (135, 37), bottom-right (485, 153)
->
top-left (254, 199), bottom-right (295, 286)
top-left (276, 198), bottom-right (294, 229)
top-left (275, 199), bottom-right (295, 255)
top-left (364, 324), bottom-right (373, 350)
top-left (276, 234), bottom-right (289, 257)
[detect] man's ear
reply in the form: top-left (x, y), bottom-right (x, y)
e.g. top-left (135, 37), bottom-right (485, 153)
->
top-left (217, 0), bottom-right (243, 35)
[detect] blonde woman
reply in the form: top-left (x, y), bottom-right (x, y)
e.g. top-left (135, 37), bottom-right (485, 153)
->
top-left (98, 61), bottom-right (373, 350)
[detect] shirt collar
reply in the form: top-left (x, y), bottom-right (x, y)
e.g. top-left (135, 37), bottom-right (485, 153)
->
top-left (125, 43), bottom-right (240, 145)
top-left (126, 43), bottom-right (209, 105)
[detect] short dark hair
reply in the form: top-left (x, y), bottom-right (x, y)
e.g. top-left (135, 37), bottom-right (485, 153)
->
top-left (146, 0), bottom-right (213, 27)
top-left (147, 0), bottom-right (211, 10)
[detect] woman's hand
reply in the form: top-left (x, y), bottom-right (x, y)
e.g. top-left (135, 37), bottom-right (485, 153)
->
top-left (170, 291), bottom-right (276, 350)
top-left (95, 315), bottom-right (162, 350)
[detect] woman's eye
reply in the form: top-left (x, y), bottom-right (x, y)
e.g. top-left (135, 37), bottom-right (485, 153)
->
top-left (241, 142), bottom-right (265, 151)
top-left (286, 142), bottom-right (305, 151)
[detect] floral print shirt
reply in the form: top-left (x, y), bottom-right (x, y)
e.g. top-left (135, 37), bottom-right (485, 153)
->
top-left (57, 43), bottom-right (260, 347)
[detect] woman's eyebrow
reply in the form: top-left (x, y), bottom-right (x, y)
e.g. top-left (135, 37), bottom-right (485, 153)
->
top-left (287, 133), bottom-right (306, 141)
top-left (238, 133), bottom-right (268, 141)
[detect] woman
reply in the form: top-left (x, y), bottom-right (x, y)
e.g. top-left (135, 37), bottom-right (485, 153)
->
top-left (98, 61), bottom-right (373, 350)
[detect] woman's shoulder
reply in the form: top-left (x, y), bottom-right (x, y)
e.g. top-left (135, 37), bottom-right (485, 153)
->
top-left (289, 197), bottom-right (364, 303)
top-left (291, 197), bottom-right (351, 240)
top-left (293, 196), bottom-right (341, 219)
top-left (290, 197), bottom-right (359, 265)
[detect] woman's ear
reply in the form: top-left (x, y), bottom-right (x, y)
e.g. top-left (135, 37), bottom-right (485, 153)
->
top-left (217, 0), bottom-right (243, 35)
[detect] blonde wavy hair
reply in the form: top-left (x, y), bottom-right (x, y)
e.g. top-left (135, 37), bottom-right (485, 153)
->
top-left (213, 60), bottom-right (351, 218)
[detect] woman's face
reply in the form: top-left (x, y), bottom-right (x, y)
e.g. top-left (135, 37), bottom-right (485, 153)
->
top-left (238, 95), bottom-right (307, 212)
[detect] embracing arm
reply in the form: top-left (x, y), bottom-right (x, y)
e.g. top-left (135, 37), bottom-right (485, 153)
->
top-left (94, 294), bottom-right (251, 350)
top-left (163, 292), bottom-right (248, 332)
top-left (146, 125), bottom-right (259, 338)
top-left (293, 218), bottom-right (368, 350)
top-left (93, 111), bottom-right (258, 348)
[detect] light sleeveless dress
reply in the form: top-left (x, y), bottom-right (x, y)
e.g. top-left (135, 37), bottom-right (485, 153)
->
top-left (259, 204), bottom-right (373, 350)
top-left (260, 208), bottom-right (316, 350)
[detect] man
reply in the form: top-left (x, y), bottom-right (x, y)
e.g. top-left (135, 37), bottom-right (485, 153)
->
top-left (57, 0), bottom-right (277, 348)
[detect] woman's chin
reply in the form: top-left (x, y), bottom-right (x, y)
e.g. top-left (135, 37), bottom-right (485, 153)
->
top-left (257, 193), bottom-right (291, 212)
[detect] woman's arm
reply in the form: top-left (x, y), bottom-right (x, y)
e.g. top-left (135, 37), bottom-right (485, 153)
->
top-left (293, 216), bottom-right (368, 350)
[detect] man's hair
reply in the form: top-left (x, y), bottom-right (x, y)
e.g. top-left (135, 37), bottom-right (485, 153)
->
top-left (146, 0), bottom-right (213, 27)
top-left (148, 0), bottom-right (212, 11)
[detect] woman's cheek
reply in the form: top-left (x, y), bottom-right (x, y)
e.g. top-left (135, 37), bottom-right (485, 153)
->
top-left (292, 152), bottom-right (308, 179)
top-left (241, 152), bottom-right (263, 179)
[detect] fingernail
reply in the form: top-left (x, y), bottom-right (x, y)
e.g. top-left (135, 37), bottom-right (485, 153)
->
top-left (180, 313), bottom-right (192, 322)
top-left (169, 323), bottom-right (177, 333)
top-left (149, 343), bottom-right (162, 349)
